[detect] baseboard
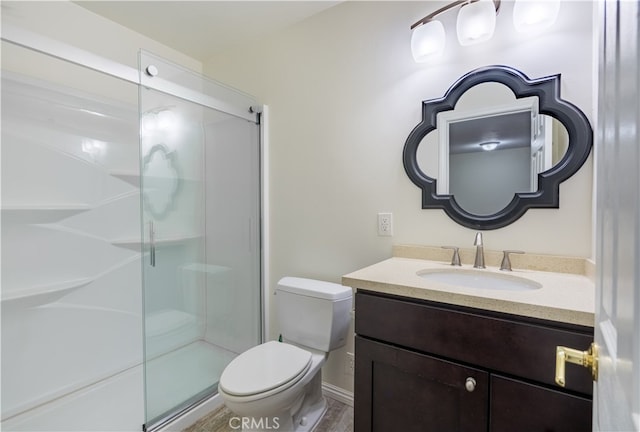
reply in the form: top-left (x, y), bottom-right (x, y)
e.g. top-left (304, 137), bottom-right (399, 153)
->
top-left (322, 382), bottom-right (354, 407)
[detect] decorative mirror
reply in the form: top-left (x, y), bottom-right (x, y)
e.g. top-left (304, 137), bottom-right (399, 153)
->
top-left (403, 65), bottom-right (592, 230)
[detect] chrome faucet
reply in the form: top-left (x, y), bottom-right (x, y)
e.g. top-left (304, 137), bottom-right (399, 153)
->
top-left (473, 232), bottom-right (485, 269)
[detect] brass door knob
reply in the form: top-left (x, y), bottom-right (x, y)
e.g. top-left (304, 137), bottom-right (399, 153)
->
top-left (555, 342), bottom-right (598, 387)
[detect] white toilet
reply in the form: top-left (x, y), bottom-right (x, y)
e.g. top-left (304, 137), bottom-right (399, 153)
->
top-left (218, 277), bottom-right (353, 432)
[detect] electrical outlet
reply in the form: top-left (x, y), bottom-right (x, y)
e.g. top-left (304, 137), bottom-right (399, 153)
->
top-left (345, 352), bottom-right (355, 376)
top-left (377, 212), bottom-right (393, 236)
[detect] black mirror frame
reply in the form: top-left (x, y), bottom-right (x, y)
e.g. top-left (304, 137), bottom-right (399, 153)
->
top-left (403, 65), bottom-right (593, 230)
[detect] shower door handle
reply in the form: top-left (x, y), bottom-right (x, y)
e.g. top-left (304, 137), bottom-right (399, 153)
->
top-left (149, 221), bottom-right (156, 267)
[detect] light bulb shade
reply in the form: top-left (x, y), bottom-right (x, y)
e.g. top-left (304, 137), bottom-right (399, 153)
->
top-left (513, 0), bottom-right (560, 33)
top-left (457, 0), bottom-right (497, 46)
top-left (411, 20), bottom-right (445, 62)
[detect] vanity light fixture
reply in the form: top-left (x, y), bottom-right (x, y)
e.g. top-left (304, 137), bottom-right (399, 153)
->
top-left (479, 141), bottom-right (499, 151)
top-left (411, 20), bottom-right (446, 62)
top-left (513, 0), bottom-right (561, 33)
top-left (456, 0), bottom-right (498, 46)
top-left (411, 0), bottom-right (562, 61)
top-left (410, 0), bottom-right (500, 62)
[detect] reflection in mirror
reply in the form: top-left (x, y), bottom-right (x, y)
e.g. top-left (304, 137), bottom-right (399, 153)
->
top-left (416, 82), bottom-right (569, 216)
top-left (142, 144), bottom-right (180, 219)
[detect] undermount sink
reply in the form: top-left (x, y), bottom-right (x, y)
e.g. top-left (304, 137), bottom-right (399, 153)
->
top-left (417, 269), bottom-right (542, 291)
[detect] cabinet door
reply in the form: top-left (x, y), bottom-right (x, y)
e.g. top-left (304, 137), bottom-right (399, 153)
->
top-left (490, 375), bottom-right (592, 432)
top-left (355, 336), bottom-right (488, 432)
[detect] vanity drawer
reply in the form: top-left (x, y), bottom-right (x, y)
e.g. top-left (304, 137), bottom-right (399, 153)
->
top-left (355, 291), bottom-right (593, 395)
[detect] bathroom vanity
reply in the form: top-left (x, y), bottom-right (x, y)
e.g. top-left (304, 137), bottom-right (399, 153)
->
top-left (343, 247), bottom-right (595, 432)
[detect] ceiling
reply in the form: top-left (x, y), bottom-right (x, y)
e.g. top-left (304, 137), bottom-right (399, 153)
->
top-left (74, 1), bottom-right (341, 62)
top-left (449, 111), bottom-right (532, 154)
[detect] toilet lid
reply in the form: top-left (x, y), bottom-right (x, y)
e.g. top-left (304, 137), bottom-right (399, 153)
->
top-left (219, 341), bottom-right (312, 397)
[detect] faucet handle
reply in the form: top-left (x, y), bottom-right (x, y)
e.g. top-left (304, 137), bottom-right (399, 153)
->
top-left (474, 232), bottom-right (483, 246)
top-left (442, 246), bottom-right (461, 266)
top-left (500, 250), bottom-right (525, 271)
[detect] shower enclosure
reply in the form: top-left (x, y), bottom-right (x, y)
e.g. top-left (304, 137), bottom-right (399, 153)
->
top-left (1, 37), bottom-right (262, 431)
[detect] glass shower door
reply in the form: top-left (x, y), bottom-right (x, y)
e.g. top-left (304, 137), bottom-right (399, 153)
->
top-left (139, 53), bottom-right (261, 428)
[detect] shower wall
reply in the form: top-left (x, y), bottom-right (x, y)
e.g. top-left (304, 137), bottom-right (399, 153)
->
top-left (202, 115), bottom-right (262, 355)
top-left (1, 42), bottom-right (144, 431)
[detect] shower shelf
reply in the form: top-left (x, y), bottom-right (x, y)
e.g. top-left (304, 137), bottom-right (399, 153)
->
top-left (108, 170), bottom-right (202, 186)
top-left (1, 204), bottom-right (92, 224)
top-left (111, 234), bottom-right (204, 251)
top-left (1, 277), bottom-right (94, 309)
top-left (109, 170), bottom-right (140, 187)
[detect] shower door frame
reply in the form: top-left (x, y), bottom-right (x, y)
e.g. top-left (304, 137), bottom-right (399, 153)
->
top-left (1, 23), bottom-right (256, 123)
top-left (1, 22), bottom-right (270, 430)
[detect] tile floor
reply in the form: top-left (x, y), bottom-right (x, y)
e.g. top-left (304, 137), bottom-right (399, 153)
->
top-left (182, 396), bottom-right (353, 432)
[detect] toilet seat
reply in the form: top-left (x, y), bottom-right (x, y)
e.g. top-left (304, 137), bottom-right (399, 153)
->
top-left (219, 341), bottom-right (312, 398)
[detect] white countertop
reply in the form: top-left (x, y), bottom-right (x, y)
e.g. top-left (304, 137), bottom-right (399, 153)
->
top-left (343, 257), bottom-right (595, 327)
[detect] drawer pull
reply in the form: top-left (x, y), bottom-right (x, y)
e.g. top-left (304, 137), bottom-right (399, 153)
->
top-left (465, 377), bottom-right (476, 392)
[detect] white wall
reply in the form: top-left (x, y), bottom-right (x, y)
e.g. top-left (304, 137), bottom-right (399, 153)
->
top-left (204, 0), bottom-right (595, 393)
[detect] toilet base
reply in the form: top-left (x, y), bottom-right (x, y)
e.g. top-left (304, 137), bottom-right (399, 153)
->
top-left (290, 395), bottom-right (327, 432)
top-left (230, 370), bottom-right (328, 432)
top-left (240, 397), bottom-right (326, 432)
top-left (289, 372), bottom-right (326, 432)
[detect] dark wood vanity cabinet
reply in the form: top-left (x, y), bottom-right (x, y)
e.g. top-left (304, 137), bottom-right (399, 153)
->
top-left (356, 336), bottom-right (489, 432)
top-left (354, 291), bottom-right (594, 432)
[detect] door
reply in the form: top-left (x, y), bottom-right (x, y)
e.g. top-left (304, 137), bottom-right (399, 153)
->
top-left (140, 65), bottom-right (209, 425)
top-left (139, 52), bottom-right (262, 428)
top-left (490, 375), bottom-right (591, 432)
top-left (355, 336), bottom-right (488, 432)
top-left (594, 0), bottom-right (640, 430)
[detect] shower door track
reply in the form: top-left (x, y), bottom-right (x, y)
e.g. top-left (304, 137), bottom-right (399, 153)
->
top-left (1, 22), bottom-right (258, 123)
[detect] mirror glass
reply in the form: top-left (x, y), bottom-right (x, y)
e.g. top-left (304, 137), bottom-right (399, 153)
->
top-left (416, 82), bottom-right (568, 216)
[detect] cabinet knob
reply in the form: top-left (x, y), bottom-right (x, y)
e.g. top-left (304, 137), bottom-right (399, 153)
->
top-left (465, 377), bottom-right (476, 392)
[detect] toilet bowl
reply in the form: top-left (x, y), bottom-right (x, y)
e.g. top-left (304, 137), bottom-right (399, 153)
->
top-left (218, 277), bottom-right (352, 432)
top-left (219, 341), bottom-right (327, 431)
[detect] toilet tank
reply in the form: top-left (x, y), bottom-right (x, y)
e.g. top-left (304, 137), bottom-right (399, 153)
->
top-left (276, 277), bottom-right (353, 352)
